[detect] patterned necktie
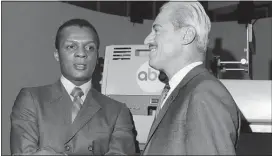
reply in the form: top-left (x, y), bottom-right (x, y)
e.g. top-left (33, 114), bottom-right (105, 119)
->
top-left (70, 87), bottom-right (84, 122)
top-left (155, 83), bottom-right (170, 118)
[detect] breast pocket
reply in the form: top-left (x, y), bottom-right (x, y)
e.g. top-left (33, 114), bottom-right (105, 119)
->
top-left (168, 119), bottom-right (186, 132)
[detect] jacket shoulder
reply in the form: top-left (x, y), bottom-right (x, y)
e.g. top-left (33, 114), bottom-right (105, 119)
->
top-left (17, 82), bottom-right (59, 104)
top-left (91, 89), bottom-right (127, 110)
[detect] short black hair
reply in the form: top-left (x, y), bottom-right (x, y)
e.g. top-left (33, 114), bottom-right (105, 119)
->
top-left (55, 18), bottom-right (100, 50)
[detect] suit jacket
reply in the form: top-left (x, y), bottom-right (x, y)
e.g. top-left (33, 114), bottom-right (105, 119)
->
top-left (142, 65), bottom-right (241, 155)
top-left (10, 80), bottom-right (136, 155)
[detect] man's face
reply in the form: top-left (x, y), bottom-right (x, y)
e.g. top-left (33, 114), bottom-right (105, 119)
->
top-left (54, 26), bottom-right (98, 85)
top-left (144, 10), bottom-right (182, 71)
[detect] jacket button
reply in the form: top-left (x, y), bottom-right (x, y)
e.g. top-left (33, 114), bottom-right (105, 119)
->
top-left (88, 145), bottom-right (93, 151)
top-left (65, 145), bottom-right (70, 151)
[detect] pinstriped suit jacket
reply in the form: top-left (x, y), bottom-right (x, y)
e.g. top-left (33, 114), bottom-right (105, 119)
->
top-left (10, 80), bottom-right (136, 155)
top-left (142, 65), bottom-right (241, 155)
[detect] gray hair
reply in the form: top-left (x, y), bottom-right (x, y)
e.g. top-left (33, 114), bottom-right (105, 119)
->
top-left (160, 1), bottom-right (211, 52)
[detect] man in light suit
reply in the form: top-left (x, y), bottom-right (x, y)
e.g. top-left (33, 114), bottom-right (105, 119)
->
top-left (142, 1), bottom-right (241, 155)
top-left (10, 19), bottom-right (136, 155)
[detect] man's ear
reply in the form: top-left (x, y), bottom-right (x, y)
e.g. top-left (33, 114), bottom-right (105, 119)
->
top-left (180, 26), bottom-right (196, 45)
top-left (54, 51), bottom-right (59, 62)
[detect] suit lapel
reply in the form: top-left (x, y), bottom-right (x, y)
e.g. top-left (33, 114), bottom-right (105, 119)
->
top-left (49, 80), bottom-right (73, 125)
top-left (144, 65), bottom-right (208, 150)
top-left (65, 88), bottom-right (101, 144)
top-left (145, 86), bottom-right (180, 144)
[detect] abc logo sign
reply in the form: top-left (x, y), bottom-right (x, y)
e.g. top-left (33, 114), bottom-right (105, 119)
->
top-left (136, 61), bottom-right (164, 93)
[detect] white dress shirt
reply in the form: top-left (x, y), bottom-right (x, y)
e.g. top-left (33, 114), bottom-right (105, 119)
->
top-left (160, 61), bottom-right (203, 109)
top-left (60, 75), bottom-right (92, 104)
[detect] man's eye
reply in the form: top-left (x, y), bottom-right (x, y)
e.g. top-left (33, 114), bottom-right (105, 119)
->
top-left (86, 46), bottom-right (95, 51)
top-left (154, 28), bottom-right (159, 34)
top-left (67, 45), bottom-right (76, 50)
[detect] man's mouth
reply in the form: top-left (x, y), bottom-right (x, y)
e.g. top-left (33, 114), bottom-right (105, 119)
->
top-left (149, 45), bottom-right (157, 52)
top-left (74, 64), bottom-right (87, 70)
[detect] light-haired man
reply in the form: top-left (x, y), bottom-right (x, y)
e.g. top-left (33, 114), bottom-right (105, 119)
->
top-left (142, 1), bottom-right (241, 155)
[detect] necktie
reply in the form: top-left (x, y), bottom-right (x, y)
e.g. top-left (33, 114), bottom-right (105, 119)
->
top-left (70, 87), bottom-right (84, 122)
top-left (155, 83), bottom-right (170, 118)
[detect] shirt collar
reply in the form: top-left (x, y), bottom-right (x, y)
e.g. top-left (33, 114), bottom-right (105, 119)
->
top-left (168, 61), bottom-right (203, 90)
top-left (60, 75), bottom-right (92, 96)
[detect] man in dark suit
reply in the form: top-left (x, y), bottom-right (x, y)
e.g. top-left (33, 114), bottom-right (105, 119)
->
top-left (10, 19), bottom-right (136, 155)
top-left (142, 1), bottom-right (241, 155)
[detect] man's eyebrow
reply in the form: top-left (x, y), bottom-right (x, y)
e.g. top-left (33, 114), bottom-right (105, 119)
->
top-left (65, 40), bottom-right (96, 43)
top-left (153, 24), bottom-right (162, 29)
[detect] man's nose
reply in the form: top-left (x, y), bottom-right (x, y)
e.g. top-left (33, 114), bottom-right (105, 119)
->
top-left (75, 48), bottom-right (87, 58)
top-left (144, 33), bottom-right (153, 45)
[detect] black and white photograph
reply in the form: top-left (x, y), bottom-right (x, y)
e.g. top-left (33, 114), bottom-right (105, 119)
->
top-left (1, 1), bottom-right (272, 155)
